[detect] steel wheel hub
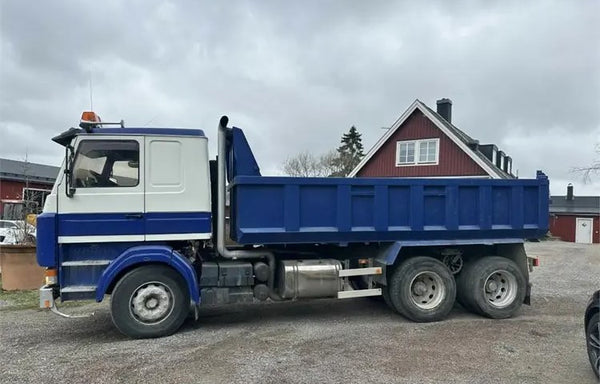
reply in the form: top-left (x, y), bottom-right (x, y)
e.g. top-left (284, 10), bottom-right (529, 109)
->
top-left (130, 283), bottom-right (174, 324)
top-left (484, 270), bottom-right (517, 308)
top-left (409, 271), bottom-right (445, 310)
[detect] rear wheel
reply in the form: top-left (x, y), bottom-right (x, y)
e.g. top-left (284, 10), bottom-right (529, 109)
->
top-left (111, 265), bottom-right (190, 338)
top-left (587, 312), bottom-right (600, 379)
top-left (387, 257), bottom-right (456, 322)
top-left (456, 256), bottom-right (526, 319)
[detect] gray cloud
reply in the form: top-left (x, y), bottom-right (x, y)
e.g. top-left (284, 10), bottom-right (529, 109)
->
top-left (1, 0), bottom-right (598, 194)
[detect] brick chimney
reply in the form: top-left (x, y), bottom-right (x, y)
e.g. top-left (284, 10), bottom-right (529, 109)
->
top-left (436, 98), bottom-right (452, 123)
top-left (566, 183), bottom-right (574, 201)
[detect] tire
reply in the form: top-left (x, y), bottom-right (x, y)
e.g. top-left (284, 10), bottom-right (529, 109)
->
top-left (456, 256), bottom-right (526, 319)
top-left (587, 312), bottom-right (600, 379)
top-left (111, 265), bottom-right (190, 338)
top-left (388, 256), bottom-right (456, 322)
top-left (456, 260), bottom-right (475, 313)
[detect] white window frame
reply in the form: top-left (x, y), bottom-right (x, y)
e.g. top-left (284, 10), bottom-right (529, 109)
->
top-left (396, 140), bottom-right (417, 165)
top-left (396, 138), bottom-right (439, 166)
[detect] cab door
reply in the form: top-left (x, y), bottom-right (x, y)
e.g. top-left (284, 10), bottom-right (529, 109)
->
top-left (57, 136), bottom-right (145, 244)
top-left (144, 136), bottom-right (212, 241)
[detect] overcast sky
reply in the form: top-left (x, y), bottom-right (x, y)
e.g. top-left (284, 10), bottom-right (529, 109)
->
top-left (1, 1), bottom-right (599, 195)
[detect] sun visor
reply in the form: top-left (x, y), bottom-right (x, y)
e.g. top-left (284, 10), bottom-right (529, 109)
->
top-left (52, 127), bottom-right (83, 146)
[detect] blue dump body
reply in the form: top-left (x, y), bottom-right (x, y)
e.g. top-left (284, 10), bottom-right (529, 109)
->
top-left (225, 126), bottom-right (549, 245)
top-left (230, 173), bottom-right (549, 245)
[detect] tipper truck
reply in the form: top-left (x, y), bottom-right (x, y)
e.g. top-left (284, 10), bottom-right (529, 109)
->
top-left (37, 112), bottom-right (549, 338)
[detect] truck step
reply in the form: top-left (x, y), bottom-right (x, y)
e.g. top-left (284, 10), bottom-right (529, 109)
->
top-left (338, 267), bottom-right (382, 277)
top-left (337, 288), bottom-right (382, 299)
top-left (61, 260), bottom-right (111, 267)
top-left (61, 285), bottom-right (97, 293)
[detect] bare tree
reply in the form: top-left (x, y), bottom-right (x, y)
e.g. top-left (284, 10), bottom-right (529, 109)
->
top-left (11, 153), bottom-right (37, 244)
top-left (282, 150), bottom-right (340, 177)
top-left (320, 150), bottom-right (344, 177)
top-left (572, 145), bottom-right (600, 182)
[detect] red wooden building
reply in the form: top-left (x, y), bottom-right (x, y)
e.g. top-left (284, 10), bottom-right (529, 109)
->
top-left (349, 98), bottom-right (514, 179)
top-left (0, 158), bottom-right (59, 219)
top-left (549, 185), bottom-right (600, 244)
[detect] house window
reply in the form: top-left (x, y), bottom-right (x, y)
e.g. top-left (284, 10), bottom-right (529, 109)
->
top-left (397, 141), bottom-right (416, 164)
top-left (396, 139), bottom-right (439, 166)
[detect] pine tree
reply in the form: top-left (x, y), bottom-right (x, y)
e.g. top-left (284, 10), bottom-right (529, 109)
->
top-left (330, 126), bottom-right (365, 177)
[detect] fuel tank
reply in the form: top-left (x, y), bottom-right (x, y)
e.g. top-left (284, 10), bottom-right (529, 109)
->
top-left (278, 259), bottom-right (342, 299)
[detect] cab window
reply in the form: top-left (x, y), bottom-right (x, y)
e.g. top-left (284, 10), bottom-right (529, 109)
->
top-left (73, 140), bottom-right (139, 188)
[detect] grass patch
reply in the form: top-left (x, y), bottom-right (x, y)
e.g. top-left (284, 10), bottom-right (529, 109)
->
top-left (0, 277), bottom-right (87, 311)
top-left (0, 277), bottom-right (40, 310)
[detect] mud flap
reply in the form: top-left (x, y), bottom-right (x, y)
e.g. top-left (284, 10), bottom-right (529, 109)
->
top-left (524, 282), bottom-right (532, 305)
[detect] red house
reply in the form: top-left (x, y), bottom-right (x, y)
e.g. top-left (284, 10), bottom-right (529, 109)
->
top-left (549, 184), bottom-right (600, 244)
top-left (0, 158), bottom-right (59, 219)
top-left (349, 98), bottom-right (514, 179)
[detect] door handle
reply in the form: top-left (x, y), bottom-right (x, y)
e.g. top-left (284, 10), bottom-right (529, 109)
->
top-left (125, 213), bottom-right (144, 219)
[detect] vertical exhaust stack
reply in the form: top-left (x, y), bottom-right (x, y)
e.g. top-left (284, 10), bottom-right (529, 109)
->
top-left (436, 98), bottom-right (453, 123)
top-left (566, 184), bottom-right (574, 201)
top-left (216, 116), bottom-right (282, 300)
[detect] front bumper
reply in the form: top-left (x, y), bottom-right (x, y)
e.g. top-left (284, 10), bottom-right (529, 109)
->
top-left (39, 284), bottom-right (58, 309)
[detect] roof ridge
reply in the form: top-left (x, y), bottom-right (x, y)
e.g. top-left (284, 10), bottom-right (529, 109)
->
top-left (420, 103), bottom-right (477, 145)
top-left (0, 157), bottom-right (59, 168)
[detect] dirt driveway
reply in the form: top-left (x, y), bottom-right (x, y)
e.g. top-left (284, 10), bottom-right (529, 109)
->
top-left (0, 241), bottom-right (598, 384)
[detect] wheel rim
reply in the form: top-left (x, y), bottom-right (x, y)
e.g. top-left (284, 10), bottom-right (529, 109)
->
top-left (589, 322), bottom-right (600, 375)
top-left (483, 270), bottom-right (518, 308)
top-left (409, 271), bottom-right (446, 310)
top-left (129, 282), bottom-right (175, 325)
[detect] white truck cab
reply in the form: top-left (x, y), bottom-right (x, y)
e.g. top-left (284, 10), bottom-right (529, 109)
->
top-left (38, 113), bottom-right (212, 307)
top-left (46, 115), bottom-right (212, 244)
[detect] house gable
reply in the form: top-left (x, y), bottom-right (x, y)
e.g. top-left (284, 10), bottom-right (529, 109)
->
top-left (349, 99), bottom-right (505, 178)
top-left (356, 109), bottom-right (488, 177)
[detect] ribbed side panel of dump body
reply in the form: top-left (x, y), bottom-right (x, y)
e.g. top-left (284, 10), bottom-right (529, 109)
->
top-left (229, 172), bottom-right (549, 245)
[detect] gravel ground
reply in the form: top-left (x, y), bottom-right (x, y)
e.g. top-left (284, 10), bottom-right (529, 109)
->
top-left (0, 241), bottom-right (598, 384)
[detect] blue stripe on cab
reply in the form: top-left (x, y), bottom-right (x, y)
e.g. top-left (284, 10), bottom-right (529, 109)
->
top-left (59, 213), bottom-right (143, 236)
top-left (145, 212), bottom-right (211, 234)
top-left (58, 212), bottom-right (211, 236)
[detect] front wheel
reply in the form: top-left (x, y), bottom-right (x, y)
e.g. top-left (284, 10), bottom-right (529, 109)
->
top-left (388, 256), bottom-right (456, 322)
top-left (111, 265), bottom-right (190, 338)
top-left (456, 256), bottom-right (526, 319)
